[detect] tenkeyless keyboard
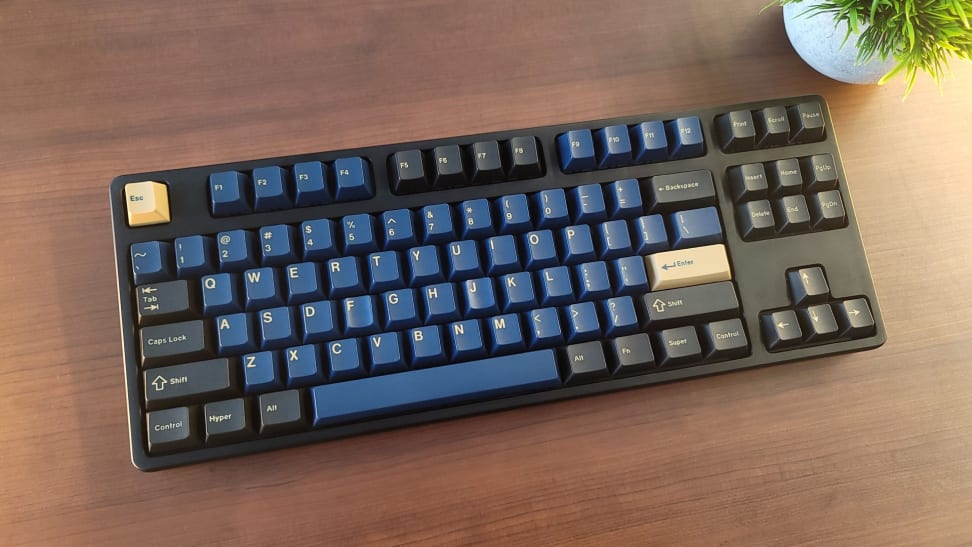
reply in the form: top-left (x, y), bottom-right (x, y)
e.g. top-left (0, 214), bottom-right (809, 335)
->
top-left (110, 95), bottom-right (885, 470)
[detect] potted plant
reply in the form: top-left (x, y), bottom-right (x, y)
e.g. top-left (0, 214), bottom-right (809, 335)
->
top-left (768, 0), bottom-right (972, 94)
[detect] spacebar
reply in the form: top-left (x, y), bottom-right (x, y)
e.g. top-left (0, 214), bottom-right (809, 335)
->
top-left (310, 350), bottom-right (563, 427)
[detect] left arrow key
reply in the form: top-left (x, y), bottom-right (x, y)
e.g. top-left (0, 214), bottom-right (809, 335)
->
top-left (143, 358), bottom-right (238, 410)
top-left (136, 280), bottom-right (195, 325)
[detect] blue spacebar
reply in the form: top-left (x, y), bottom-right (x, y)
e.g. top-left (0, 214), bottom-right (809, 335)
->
top-left (311, 350), bottom-right (562, 427)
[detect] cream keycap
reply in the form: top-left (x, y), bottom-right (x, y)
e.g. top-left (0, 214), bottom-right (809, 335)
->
top-left (646, 244), bottom-right (732, 291)
top-left (125, 181), bottom-right (170, 227)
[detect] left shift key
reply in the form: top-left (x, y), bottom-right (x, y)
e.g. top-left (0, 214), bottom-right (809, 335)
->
top-left (140, 320), bottom-right (212, 368)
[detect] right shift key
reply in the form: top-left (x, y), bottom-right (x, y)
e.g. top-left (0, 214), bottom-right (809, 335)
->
top-left (642, 281), bottom-right (739, 328)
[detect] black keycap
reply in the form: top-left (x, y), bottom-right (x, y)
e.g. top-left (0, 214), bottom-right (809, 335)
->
top-left (701, 318), bottom-right (749, 360)
top-left (259, 389), bottom-right (305, 435)
top-left (809, 190), bottom-right (846, 230)
top-left (139, 320), bottom-right (212, 368)
top-left (727, 163), bottom-right (768, 202)
top-left (801, 153), bottom-right (838, 192)
top-left (836, 298), bottom-right (875, 338)
top-left (136, 280), bottom-right (195, 326)
top-left (769, 158), bottom-right (803, 196)
top-left (716, 110), bottom-right (756, 153)
top-left (143, 358), bottom-right (238, 410)
top-left (204, 398), bottom-right (252, 445)
top-left (432, 145), bottom-right (466, 188)
top-left (389, 150), bottom-right (429, 194)
top-left (787, 266), bottom-right (829, 305)
top-left (646, 170), bottom-right (716, 213)
top-left (788, 102), bottom-right (826, 143)
top-left (754, 106), bottom-right (790, 147)
top-left (561, 341), bottom-right (610, 385)
top-left (798, 304), bottom-right (839, 342)
top-left (468, 141), bottom-right (505, 184)
top-left (737, 200), bottom-right (776, 240)
top-left (655, 326), bottom-right (703, 367)
top-left (146, 406), bottom-right (197, 454)
top-left (506, 136), bottom-right (543, 179)
top-left (774, 195), bottom-right (811, 234)
top-left (761, 310), bottom-right (802, 351)
top-left (642, 281), bottom-right (739, 328)
top-left (609, 334), bottom-right (655, 375)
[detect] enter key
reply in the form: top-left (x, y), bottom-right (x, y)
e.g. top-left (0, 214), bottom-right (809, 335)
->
top-left (646, 243), bottom-right (732, 291)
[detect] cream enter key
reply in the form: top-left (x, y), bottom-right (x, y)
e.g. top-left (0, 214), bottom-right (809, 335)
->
top-left (646, 244), bottom-right (732, 291)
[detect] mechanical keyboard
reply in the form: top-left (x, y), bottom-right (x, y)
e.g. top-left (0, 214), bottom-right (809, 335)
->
top-left (109, 95), bottom-right (885, 470)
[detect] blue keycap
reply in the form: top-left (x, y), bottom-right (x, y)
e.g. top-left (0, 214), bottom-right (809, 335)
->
top-left (525, 307), bottom-right (564, 349)
top-left (602, 296), bottom-right (640, 336)
top-left (342, 295), bottom-right (379, 336)
top-left (326, 257), bottom-right (364, 297)
top-left (242, 351), bottom-right (281, 394)
top-left (561, 225), bottom-right (596, 265)
top-left (557, 129), bottom-right (596, 172)
top-left (300, 300), bottom-right (339, 343)
top-left (285, 262), bottom-right (324, 305)
top-left (327, 338), bottom-right (366, 381)
top-left (632, 215), bottom-right (669, 255)
top-left (595, 125), bottom-right (633, 168)
top-left (488, 314), bottom-right (525, 355)
top-left (570, 184), bottom-right (607, 224)
top-left (606, 179), bottom-right (643, 219)
top-left (669, 206), bottom-right (723, 249)
top-left (631, 121), bottom-right (667, 163)
top-left (459, 199), bottom-right (495, 239)
top-left (209, 171), bottom-right (251, 216)
top-left (462, 278), bottom-right (499, 318)
top-left (534, 188), bottom-right (570, 229)
top-left (333, 157), bottom-right (374, 201)
top-left (342, 213), bottom-right (378, 255)
top-left (537, 266), bottom-right (574, 306)
top-left (420, 204), bottom-right (456, 245)
top-left (201, 273), bottom-right (241, 315)
top-left (381, 209), bottom-right (417, 250)
top-left (596, 220), bottom-right (633, 260)
top-left (575, 261), bottom-right (612, 301)
top-left (244, 267), bottom-right (281, 310)
top-left (301, 219), bottom-right (338, 261)
top-left (217, 230), bottom-right (256, 272)
top-left (448, 319), bottom-right (487, 361)
top-left (216, 312), bottom-right (256, 355)
top-left (446, 240), bottom-right (482, 281)
top-left (499, 272), bottom-right (537, 312)
top-left (174, 235), bottom-right (214, 278)
top-left (423, 283), bottom-right (460, 323)
top-left (259, 224), bottom-right (297, 266)
top-left (367, 251), bottom-right (403, 292)
top-left (524, 230), bottom-right (558, 269)
top-left (666, 116), bottom-right (704, 159)
top-left (564, 302), bottom-right (601, 343)
top-left (383, 289), bottom-right (420, 330)
top-left (252, 166), bottom-right (291, 212)
top-left (612, 256), bottom-right (649, 296)
top-left (286, 344), bottom-right (324, 387)
top-left (407, 245), bottom-right (443, 286)
top-left (293, 161), bottom-right (331, 207)
top-left (485, 235), bottom-right (519, 275)
top-left (497, 194), bottom-right (531, 234)
top-left (131, 241), bottom-right (172, 284)
top-left (259, 307), bottom-right (298, 349)
top-left (367, 332), bottom-right (407, 375)
top-left (409, 326), bottom-right (446, 368)
top-left (311, 350), bottom-right (562, 427)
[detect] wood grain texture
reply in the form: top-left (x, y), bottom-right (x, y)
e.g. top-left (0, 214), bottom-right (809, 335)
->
top-left (2, 0), bottom-right (972, 544)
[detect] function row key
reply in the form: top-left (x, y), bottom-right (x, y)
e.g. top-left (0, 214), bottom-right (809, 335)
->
top-left (557, 116), bottom-right (704, 173)
top-left (209, 157), bottom-right (374, 217)
top-left (716, 101), bottom-right (826, 152)
top-left (727, 153), bottom-right (838, 202)
top-left (389, 137), bottom-right (543, 195)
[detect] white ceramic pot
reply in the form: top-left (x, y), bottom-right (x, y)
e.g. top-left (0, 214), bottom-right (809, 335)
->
top-left (783, 2), bottom-right (896, 84)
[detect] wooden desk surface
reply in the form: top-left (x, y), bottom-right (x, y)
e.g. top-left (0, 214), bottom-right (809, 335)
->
top-left (3, 0), bottom-right (971, 543)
